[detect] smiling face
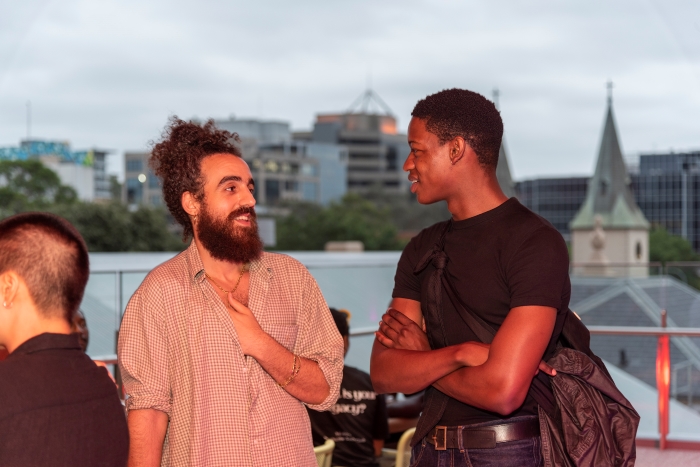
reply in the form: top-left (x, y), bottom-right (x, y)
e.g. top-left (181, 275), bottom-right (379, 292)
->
top-left (191, 153), bottom-right (263, 264)
top-left (404, 117), bottom-right (455, 205)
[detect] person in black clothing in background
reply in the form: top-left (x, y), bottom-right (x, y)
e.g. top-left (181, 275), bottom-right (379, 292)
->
top-left (371, 89), bottom-right (569, 466)
top-left (308, 308), bottom-right (389, 467)
top-left (0, 212), bottom-right (128, 467)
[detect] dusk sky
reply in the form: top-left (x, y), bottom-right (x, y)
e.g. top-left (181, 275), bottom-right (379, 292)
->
top-left (1, 0), bottom-right (698, 181)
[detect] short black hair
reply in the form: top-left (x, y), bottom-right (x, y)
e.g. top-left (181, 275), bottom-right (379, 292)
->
top-left (329, 308), bottom-right (349, 337)
top-left (0, 212), bottom-right (89, 323)
top-left (412, 88), bottom-right (503, 169)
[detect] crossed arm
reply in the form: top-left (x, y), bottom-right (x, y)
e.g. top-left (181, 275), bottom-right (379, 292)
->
top-left (369, 297), bottom-right (556, 415)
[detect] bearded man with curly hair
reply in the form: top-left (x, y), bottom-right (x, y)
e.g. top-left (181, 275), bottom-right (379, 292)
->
top-left (117, 118), bottom-right (343, 467)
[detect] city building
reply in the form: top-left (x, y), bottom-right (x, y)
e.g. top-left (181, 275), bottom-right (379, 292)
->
top-left (570, 92), bottom-right (650, 272)
top-left (634, 150), bottom-right (700, 251)
top-left (214, 117), bottom-right (348, 206)
top-left (309, 89), bottom-right (410, 195)
top-left (516, 176), bottom-right (589, 241)
top-left (123, 151), bottom-right (162, 207)
top-left (0, 139), bottom-right (111, 201)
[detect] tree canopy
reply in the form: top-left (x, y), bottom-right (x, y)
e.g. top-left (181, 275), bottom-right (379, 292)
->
top-left (274, 193), bottom-right (405, 250)
top-left (0, 160), bottom-right (183, 252)
top-left (649, 226), bottom-right (699, 263)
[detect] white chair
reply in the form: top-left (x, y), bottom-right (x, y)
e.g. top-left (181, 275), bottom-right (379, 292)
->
top-left (313, 438), bottom-right (335, 467)
top-left (381, 427), bottom-right (416, 467)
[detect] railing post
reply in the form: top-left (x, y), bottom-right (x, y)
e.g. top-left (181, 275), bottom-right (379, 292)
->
top-left (656, 309), bottom-right (670, 450)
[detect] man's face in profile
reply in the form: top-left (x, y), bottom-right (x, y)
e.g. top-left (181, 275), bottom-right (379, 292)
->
top-left (195, 153), bottom-right (263, 264)
top-left (404, 117), bottom-right (454, 205)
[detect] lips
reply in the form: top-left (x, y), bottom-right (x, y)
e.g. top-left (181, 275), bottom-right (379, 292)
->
top-left (228, 207), bottom-right (256, 225)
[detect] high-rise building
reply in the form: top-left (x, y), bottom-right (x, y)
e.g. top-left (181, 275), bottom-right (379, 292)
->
top-left (309, 90), bottom-right (410, 195)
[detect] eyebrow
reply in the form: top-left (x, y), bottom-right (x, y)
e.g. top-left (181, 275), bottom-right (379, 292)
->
top-left (217, 176), bottom-right (255, 188)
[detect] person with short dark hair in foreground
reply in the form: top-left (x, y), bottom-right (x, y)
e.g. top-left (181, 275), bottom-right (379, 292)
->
top-left (308, 308), bottom-right (389, 467)
top-left (0, 212), bottom-right (129, 467)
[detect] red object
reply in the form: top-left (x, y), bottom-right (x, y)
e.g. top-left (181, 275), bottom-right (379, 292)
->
top-left (656, 332), bottom-right (670, 450)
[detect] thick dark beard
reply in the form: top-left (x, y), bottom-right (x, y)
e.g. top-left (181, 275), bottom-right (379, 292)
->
top-left (196, 203), bottom-right (263, 264)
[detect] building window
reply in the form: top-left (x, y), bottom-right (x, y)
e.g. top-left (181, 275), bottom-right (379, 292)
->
top-left (302, 182), bottom-right (316, 201)
top-left (126, 178), bottom-right (143, 204)
top-left (265, 180), bottom-right (280, 203)
top-left (148, 170), bottom-right (161, 189)
top-left (127, 160), bottom-right (143, 172)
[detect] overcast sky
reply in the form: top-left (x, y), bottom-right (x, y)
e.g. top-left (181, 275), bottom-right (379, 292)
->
top-left (1, 0), bottom-right (698, 181)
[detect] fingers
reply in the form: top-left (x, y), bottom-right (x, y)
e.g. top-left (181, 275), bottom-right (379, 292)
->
top-left (386, 308), bottom-right (414, 326)
top-left (537, 360), bottom-right (557, 377)
top-left (227, 294), bottom-right (251, 315)
top-left (375, 331), bottom-right (395, 348)
top-left (378, 319), bottom-right (400, 342)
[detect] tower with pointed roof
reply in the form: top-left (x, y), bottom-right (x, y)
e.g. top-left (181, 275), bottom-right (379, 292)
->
top-left (570, 85), bottom-right (650, 275)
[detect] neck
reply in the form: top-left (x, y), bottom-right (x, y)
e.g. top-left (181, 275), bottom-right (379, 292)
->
top-left (446, 171), bottom-right (509, 221)
top-left (3, 313), bottom-right (71, 353)
top-left (192, 235), bottom-right (248, 281)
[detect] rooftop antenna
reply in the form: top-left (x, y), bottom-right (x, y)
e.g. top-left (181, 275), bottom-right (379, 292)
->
top-left (607, 80), bottom-right (614, 105)
top-left (26, 100), bottom-right (31, 140)
top-left (492, 88), bottom-right (500, 110)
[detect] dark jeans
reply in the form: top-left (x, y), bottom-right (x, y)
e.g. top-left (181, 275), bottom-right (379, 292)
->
top-left (409, 417), bottom-right (544, 467)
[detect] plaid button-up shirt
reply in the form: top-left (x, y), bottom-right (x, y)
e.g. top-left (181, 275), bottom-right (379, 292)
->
top-left (118, 242), bottom-right (344, 467)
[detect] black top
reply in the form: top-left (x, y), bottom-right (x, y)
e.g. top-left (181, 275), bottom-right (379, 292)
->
top-left (308, 366), bottom-right (389, 467)
top-left (0, 333), bottom-right (129, 467)
top-left (393, 198), bottom-right (571, 425)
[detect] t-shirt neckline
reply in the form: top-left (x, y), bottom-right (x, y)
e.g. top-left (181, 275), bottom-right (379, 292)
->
top-left (451, 197), bottom-right (518, 230)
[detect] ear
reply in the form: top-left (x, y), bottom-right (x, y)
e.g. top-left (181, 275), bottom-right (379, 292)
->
top-left (181, 191), bottom-right (200, 218)
top-left (0, 271), bottom-right (20, 308)
top-left (449, 137), bottom-right (467, 166)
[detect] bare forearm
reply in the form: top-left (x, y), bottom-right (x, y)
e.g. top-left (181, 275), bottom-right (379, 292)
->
top-left (251, 333), bottom-right (330, 405)
top-left (369, 339), bottom-right (464, 394)
top-left (127, 409), bottom-right (168, 467)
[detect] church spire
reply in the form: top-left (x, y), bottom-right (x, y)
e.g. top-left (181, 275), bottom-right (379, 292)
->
top-left (571, 86), bottom-right (649, 230)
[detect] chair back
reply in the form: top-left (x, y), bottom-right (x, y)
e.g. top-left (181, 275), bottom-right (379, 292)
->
top-left (313, 438), bottom-right (335, 467)
top-left (395, 427), bottom-right (416, 467)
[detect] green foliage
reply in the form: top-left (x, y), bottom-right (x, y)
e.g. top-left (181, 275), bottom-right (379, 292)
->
top-left (274, 193), bottom-right (404, 250)
top-left (49, 203), bottom-right (184, 252)
top-left (0, 160), bottom-right (183, 252)
top-left (0, 160), bottom-right (78, 215)
top-left (649, 226), bottom-right (699, 263)
top-left (361, 184), bottom-right (451, 233)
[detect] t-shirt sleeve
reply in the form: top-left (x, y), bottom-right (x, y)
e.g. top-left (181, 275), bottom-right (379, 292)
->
top-left (392, 236), bottom-right (422, 301)
top-left (507, 226), bottom-right (570, 310)
top-left (373, 393), bottom-right (390, 440)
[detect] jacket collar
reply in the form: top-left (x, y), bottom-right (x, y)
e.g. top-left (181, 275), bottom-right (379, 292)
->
top-left (9, 332), bottom-right (81, 357)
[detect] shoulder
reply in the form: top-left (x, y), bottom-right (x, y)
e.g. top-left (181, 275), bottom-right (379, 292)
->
top-left (133, 249), bottom-right (191, 296)
top-left (402, 220), bottom-right (451, 259)
top-left (504, 201), bottom-right (567, 251)
top-left (259, 251), bottom-right (312, 278)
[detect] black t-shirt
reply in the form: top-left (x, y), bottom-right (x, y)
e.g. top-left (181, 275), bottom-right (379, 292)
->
top-left (0, 333), bottom-right (129, 467)
top-left (308, 366), bottom-right (389, 467)
top-left (392, 198), bottom-right (571, 425)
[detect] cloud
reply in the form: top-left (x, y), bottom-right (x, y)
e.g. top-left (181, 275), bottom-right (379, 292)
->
top-left (0, 0), bottom-right (698, 180)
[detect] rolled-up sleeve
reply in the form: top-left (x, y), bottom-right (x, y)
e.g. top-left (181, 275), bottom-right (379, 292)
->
top-left (118, 276), bottom-right (172, 415)
top-left (296, 268), bottom-right (344, 411)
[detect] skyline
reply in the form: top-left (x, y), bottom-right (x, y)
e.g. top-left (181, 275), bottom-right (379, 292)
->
top-left (1, 0), bottom-right (699, 181)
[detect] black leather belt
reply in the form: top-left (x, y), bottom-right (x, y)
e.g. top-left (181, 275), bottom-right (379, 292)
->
top-left (425, 418), bottom-right (540, 450)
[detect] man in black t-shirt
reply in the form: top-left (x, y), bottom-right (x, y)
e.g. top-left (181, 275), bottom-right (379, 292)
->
top-left (370, 89), bottom-right (570, 467)
top-left (308, 309), bottom-right (389, 467)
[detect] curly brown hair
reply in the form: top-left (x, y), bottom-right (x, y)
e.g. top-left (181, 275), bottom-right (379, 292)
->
top-left (412, 88), bottom-right (503, 170)
top-left (149, 117), bottom-right (241, 240)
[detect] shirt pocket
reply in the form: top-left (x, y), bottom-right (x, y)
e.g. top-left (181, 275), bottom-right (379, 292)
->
top-left (265, 324), bottom-right (299, 352)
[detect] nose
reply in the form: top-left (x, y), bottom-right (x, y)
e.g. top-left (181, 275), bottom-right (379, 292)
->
top-left (403, 152), bottom-right (415, 172)
top-left (242, 186), bottom-right (256, 208)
